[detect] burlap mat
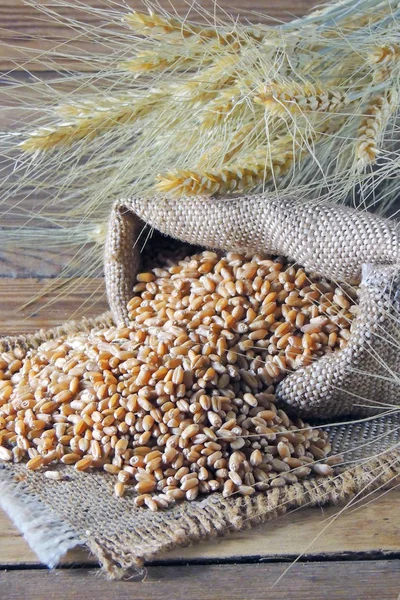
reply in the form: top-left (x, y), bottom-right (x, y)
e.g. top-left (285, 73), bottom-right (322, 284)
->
top-left (1, 194), bottom-right (399, 578)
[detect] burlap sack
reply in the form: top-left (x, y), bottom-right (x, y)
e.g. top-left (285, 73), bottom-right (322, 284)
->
top-left (1, 193), bottom-right (399, 578)
top-left (105, 194), bottom-right (400, 418)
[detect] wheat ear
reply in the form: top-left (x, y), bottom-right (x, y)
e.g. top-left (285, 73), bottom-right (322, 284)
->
top-left (20, 97), bottom-right (154, 153)
top-left (156, 141), bottom-right (297, 196)
top-left (199, 84), bottom-right (252, 128)
top-left (157, 114), bottom-right (344, 196)
top-left (124, 10), bottom-right (265, 45)
top-left (197, 122), bottom-right (265, 167)
top-left (119, 52), bottom-right (195, 74)
top-left (355, 91), bottom-right (398, 170)
top-left (21, 54), bottom-right (240, 153)
top-left (254, 82), bottom-right (350, 117)
top-left (170, 55), bottom-right (241, 104)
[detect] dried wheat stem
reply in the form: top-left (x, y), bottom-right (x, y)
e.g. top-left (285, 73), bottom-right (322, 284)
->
top-left (254, 82), bottom-right (350, 117)
top-left (355, 90), bottom-right (398, 170)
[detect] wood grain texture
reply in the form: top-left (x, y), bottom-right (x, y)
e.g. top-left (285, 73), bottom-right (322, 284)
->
top-left (0, 278), bottom-right (107, 335)
top-left (2, 562), bottom-right (400, 600)
top-left (0, 487), bottom-right (399, 567)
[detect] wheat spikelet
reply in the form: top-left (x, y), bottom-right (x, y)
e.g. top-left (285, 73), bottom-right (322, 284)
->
top-left (355, 91), bottom-right (398, 170)
top-left (369, 44), bottom-right (400, 82)
top-left (199, 84), bottom-right (250, 128)
top-left (197, 122), bottom-right (264, 167)
top-left (170, 55), bottom-right (241, 104)
top-left (55, 95), bottom-right (143, 118)
top-left (369, 44), bottom-right (400, 65)
top-left (124, 10), bottom-right (216, 40)
top-left (254, 81), bottom-right (350, 117)
top-left (119, 52), bottom-right (193, 74)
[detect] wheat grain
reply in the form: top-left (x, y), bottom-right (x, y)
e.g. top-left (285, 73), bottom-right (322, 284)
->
top-left (0, 249), bottom-right (354, 508)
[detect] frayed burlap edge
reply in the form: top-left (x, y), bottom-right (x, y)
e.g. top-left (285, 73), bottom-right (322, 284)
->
top-left (0, 448), bottom-right (398, 579)
top-left (0, 313), bottom-right (114, 353)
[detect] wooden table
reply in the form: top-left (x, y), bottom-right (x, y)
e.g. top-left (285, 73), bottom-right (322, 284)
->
top-left (1, 1), bottom-right (400, 598)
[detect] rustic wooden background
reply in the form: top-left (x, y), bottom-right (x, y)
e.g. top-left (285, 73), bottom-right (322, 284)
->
top-left (1, 2), bottom-right (399, 598)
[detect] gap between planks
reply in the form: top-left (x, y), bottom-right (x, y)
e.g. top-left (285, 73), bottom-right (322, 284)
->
top-left (0, 278), bottom-right (108, 335)
top-left (0, 487), bottom-right (399, 567)
top-left (1, 561), bottom-right (399, 600)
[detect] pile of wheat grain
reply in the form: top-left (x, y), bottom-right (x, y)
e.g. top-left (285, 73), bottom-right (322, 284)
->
top-left (0, 250), bottom-right (357, 510)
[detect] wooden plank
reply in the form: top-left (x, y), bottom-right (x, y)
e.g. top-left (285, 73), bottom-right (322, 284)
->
top-left (0, 245), bottom-right (103, 279)
top-left (1, 488), bottom-right (399, 566)
top-left (0, 0), bottom-right (316, 71)
top-left (0, 0), bottom-right (317, 59)
top-left (0, 278), bottom-right (108, 335)
top-left (1, 561), bottom-right (400, 600)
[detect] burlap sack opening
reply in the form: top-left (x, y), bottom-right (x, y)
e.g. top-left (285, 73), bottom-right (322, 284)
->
top-left (105, 194), bottom-right (400, 418)
top-left (1, 194), bottom-right (400, 579)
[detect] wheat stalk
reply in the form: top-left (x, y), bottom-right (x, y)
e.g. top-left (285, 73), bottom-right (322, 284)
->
top-left (2, 0), bottom-right (400, 308)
